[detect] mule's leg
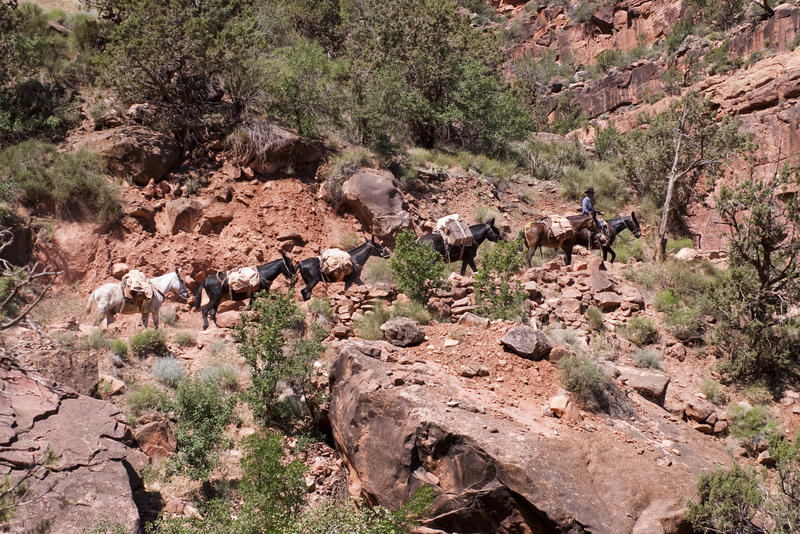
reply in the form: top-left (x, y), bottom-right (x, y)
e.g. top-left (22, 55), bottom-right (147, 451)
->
top-left (467, 257), bottom-right (478, 274)
top-left (562, 245), bottom-right (572, 265)
top-left (152, 311), bottom-right (159, 329)
top-left (94, 307), bottom-right (104, 327)
top-left (525, 244), bottom-right (535, 268)
top-left (460, 260), bottom-right (468, 276)
top-left (607, 245), bottom-right (616, 263)
top-left (141, 313), bottom-right (149, 328)
top-left (301, 279), bottom-right (319, 301)
top-left (209, 305), bottom-right (219, 327)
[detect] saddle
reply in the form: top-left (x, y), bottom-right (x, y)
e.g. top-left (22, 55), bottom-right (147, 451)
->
top-left (121, 269), bottom-right (153, 311)
top-left (227, 266), bottom-right (261, 294)
top-left (319, 248), bottom-right (354, 282)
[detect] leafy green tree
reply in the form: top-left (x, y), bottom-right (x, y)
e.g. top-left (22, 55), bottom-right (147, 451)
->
top-left (234, 291), bottom-right (325, 425)
top-left (387, 229), bottom-right (446, 304)
top-left (474, 238), bottom-right (526, 321)
top-left (709, 166), bottom-right (800, 386)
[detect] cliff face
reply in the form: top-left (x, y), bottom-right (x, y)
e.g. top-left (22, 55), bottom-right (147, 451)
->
top-left (505, 0), bottom-right (800, 245)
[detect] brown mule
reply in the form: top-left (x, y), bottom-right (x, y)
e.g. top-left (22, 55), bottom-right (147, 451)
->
top-left (523, 214), bottom-right (607, 267)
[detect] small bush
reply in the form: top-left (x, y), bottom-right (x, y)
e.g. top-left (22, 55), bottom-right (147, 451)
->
top-left (160, 307), bottom-right (178, 327)
top-left (610, 234), bottom-right (645, 264)
top-left (388, 229), bottom-right (447, 304)
top-left (172, 377), bottom-right (235, 479)
top-left (743, 382), bottom-right (774, 405)
top-left (665, 18), bottom-right (695, 54)
top-left (585, 305), bottom-right (604, 331)
top-left (109, 338), bottom-right (128, 358)
top-left (307, 297), bottom-right (334, 321)
top-left (338, 232), bottom-right (362, 250)
top-left (728, 405), bottom-right (780, 456)
top-left (151, 357), bottom-right (186, 388)
top-left (129, 329), bottom-right (168, 358)
top-left (665, 307), bottom-right (702, 341)
top-left (198, 362), bottom-right (239, 391)
top-left (625, 316), bottom-right (658, 346)
top-left (667, 237), bottom-right (695, 253)
top-left (653, 289), bottom-right (680, 312)
top-left (172, 332), bottom-right (195, 347)
top-left (559, 162), bottom-right (631, 215)
top-left (126, 384), bottom-right (168, 417)
top-left (701, 380), bottom-right (726, 405)
top-left (472, 204), bottom-right (500, 224)
top-left (634, 349), bottom-right (661, 369)
top-left (392, 300), bottom-right (432, 324)
top-left (558, 355), bottom-right (614, 412)
top-left (361, 257), bottom-right (393, 285)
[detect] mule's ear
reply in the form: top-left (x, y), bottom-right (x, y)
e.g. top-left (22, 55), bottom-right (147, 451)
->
top-left (175, 267), bottom-right (180, 275)
top-left (631, 211), bottom-right (638, 223)
top-left (489, 217), bottom-right (495, 225)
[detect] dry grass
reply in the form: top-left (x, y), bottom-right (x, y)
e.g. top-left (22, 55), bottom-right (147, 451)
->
top-left (32, 0), bottom-right (82, 13)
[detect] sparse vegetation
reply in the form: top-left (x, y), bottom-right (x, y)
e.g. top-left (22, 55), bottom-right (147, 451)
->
top-left (172, 332), bottom-right (195, 347)
top-left (129, 329), bottom-right (168, 358)
top-left (353, 302), bottom-right (392, 340)
top-left (198, 362), bottom-right (239, 391)
top-left (701, 380), bottom-right (725, 405)
top-left (0, 142), bottom-right (120, 222)
top-left (307, 297), bottom-right (334, 321)
top-left (361, 257), bottom-right (393, 285)
top-left (338, 232), bottom-right (362, 250)
top-left (558, 355), bottom-right (614, 412)
top-left (624, 316), bottom-right (658, 346)
top-left (728, 404), bottom-right (780, 456)
top-left (151, 357), bottom-right (186, 388)
top-left (109, 338), bottom-right (128, 358)
top-left (634, 349), bottom-right (661, 369)
top-left (585, 305), bottom-right (604, 331)
top-left (126, 384), bottom-right (168, 418)
top-left (160, 307), bottom-right (178, 327)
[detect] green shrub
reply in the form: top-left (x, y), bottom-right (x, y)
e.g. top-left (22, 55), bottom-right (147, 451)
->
top-left (151, 357), bottom-right (186, 388)
top-left (701, 379), bottom-right (726, 405)
top-left (609, 234), bottom-right (645, 264)
top-left (594, 125), bottom-right (623, 161)
top-left (126, 384), bottom-right (168, 418)
top-left (474, 238), bottom-right (526, 321)
top-left (558, 355), bottom-right (615, 412)
top-left (743, 381), bottom-right (774, 405)
top-left (585, 305), bottom-right (604, 331)
top-left (728, 405), bottom-right (780, 456)
top-left (0, 141), bottom-right (120, 222)
top-left (388, 229), bottom-right (447, 304)
top-left (472, 204), bottom-right (500, 224)
top-left (705, 40), bottom-right (743, 75)
top-left (665, 18), bottom-right (695, 54)
top-left (198, 362), bottom-right (239, 391)
top-left (353, 302), bottom-right (392, 340)
top-left (234, 291), bottom-right (325, 425)
top-left (109, 338), bottom-right (128, 358)
top-left (361, 257), bottom-right (393, 285)
top-left (653, 289), bottom-right (679, 312)
top-left (634, 349), bottom-right (661, 369)
top-left (160, 307), bottom-right (178, 326)
top-left (129, 329), bottom-right (168, 358)
top-left (172, 378), bottom-right (235, 479)
top-left (666, 237), bottom-right (694, 253)
top-left (624, 316), bottom-right (658, 346)
top-left (172, 332), bottom-right (195, 347)
top-left (572, 0), bottom-right (600, 23)
top-left (665, 307), bottom-right (702, 341)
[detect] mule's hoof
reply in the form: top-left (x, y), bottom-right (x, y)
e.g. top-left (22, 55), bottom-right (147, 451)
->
top-left (599, 262), bottom-right (607, 271)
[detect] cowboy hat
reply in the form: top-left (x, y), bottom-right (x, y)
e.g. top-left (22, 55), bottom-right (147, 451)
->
top-left (584, 187), bottom-right (595, 195)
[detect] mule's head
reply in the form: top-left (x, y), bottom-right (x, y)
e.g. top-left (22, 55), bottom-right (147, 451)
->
top-left (368, 235), bottom-right (391, 258)
top-left (174, 267), bottom-right (190, 299)
top-left (485, 218), bottom-right (501, 242)
top-left (280, 250), bottom-right (298, 282)
top-left (629, 211), bottom-right (642, 238)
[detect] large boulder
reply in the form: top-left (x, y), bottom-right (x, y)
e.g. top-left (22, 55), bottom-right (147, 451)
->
top-left (500, 326), bottom-right (552, 360)
top-left (228, 123), bottom-right (322, 175)
top-left (133, 419), bottom-right (177, 460)
top-left (155, 198), bottom-right (203, 235)
top-left (74, 126), bottom-right (181, 185)
top-left (380, 317), bottom-right (425, 347)
top-left (341, 168), bottom-right (412, 239)
top-left (0, 359), bottom-right (144, 533)
top-left (329, 342), bottom-right (732, 534)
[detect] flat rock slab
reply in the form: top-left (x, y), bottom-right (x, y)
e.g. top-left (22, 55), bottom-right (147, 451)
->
top-left (617, 366), bottom-right (671, 406)
top-left (500, 326), bottom-right (552, 360)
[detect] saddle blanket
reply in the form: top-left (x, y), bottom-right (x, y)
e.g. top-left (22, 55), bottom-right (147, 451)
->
top-left (228, 266), bottom-right (261, 292)
top-left (434, 214), bottom-right (473, 247)
top-left (121, 269), bottom-right (153, 300)
top-left (320, 248), bottom-right (354, 282)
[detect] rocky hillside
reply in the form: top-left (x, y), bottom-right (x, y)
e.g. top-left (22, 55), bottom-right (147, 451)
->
top-left (1, 1), bottom-right (799, 533)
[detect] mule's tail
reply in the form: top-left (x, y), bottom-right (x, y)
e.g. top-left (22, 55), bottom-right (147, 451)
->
top-left (85, 291), bottom-right (94, 315)
top-left (193, 280), bottom-right (204, 310)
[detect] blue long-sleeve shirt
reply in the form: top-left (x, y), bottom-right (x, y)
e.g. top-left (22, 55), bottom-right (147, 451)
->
top-left (582, 196), bottom-right (594, 214)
